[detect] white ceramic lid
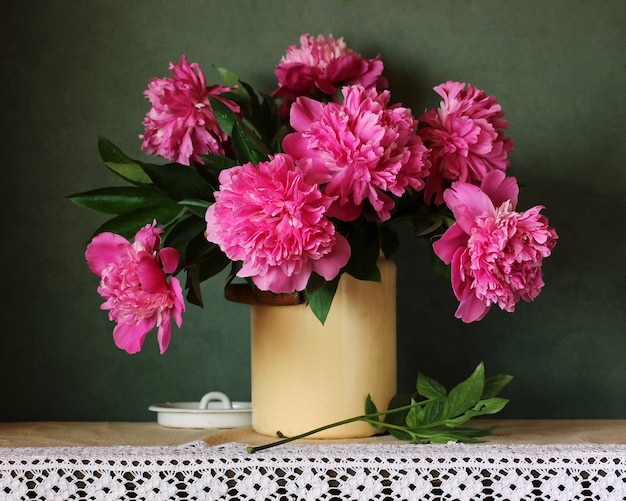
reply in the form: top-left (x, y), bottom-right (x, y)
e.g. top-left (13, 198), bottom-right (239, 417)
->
top-left (149, 391), bottom-right (251, 429)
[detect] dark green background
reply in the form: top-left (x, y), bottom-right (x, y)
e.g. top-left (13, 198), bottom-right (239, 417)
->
top-left (2, 1), bottom-right (624, 422)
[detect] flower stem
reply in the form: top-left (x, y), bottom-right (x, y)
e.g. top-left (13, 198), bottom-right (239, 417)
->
top-left (246, 399), bottom-right (435, 453)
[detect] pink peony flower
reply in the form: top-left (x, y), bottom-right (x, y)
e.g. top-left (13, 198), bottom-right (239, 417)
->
top-left (418, 81), bottom-right (514, 205)
top-left (273, 33), bottom-right (387, 105)
top-left (140, 55), bottom-right (240, 165)
top-left (85, 222), bottom-right (185, 354)
top-left (433, 171), bottom-right (558, 323)
top-left (205, 153), bottom-right (351, 293)
top-left (283, 85), bottom-right (430, 222)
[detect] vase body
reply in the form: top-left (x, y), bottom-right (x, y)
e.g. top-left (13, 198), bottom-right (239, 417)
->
top-left (250, 259), bottom-right (397, 438)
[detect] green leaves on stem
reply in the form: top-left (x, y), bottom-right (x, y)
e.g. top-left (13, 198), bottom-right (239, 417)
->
top-left (381, 362), bottom-right (512, 443)
top-left (68, 137), bottom-right (230, 307)
top-left (247, 362), bottom-right (512, 453)
top-left (68, 67), bottom-right (286, 309)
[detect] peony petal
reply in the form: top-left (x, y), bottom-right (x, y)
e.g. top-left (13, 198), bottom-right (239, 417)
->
top-left (158, 247), bottom-right (180, 274)
top-left (168, 277), bottom-right (185, 327)
top-left (314, 79), bottom-right (339, 95)
top-left (312, 234), bottom-right (351, 280)
top-left (480, 170), bottom-right (519, 208)
top-left (432, 224), bottom-right (469, 264)
top-left (134, 222), bottom-right (162, 251)
top-left (252, 265), bottom-right (310, 294)
top-left (289, 96), bottom-right (325, 132)
top-left (450, 248), bottom-right (472, 301)
top-left (136, 253), bottom-right (167, 294)
top-left (443, 182), bottom-right (494, 234)
top-left (327, 53), bottom-right (366, 84)
top-left (85, 232), bottom-right (130, 276)
top-left (281, 133), bottom-right (312, 160)
top-left (157, 315), bottom-right (172, 354)
top-left (325, 197), bottom-right (363, 222)
top-left (455, 294), bottom-right (490, 323)
top-left (275, 64), bottom-right (318, 96)
top-left (112, 318), bottom-right (153, 354)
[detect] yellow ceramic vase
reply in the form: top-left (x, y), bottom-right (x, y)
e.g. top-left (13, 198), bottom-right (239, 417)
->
top-left (249, 259), bottom-right (397, 439)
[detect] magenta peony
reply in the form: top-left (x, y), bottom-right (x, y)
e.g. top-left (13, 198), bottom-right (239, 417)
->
top-left (433, 171), bottom-right (558, 323)
top-left (283, 85), bottom-right (430, 222)
top-left (205, 153), bottom-right (351, 293)
top-left (418, 81), bottom-right (514, 205)
top-left (85, 222), bottom-right (185, 354)
top-left (140, 55), bottom-right (240, 165)
top-left (273, 33), bottom-right (387, 104)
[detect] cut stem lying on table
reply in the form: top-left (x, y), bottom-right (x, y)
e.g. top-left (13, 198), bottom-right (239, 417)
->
top-left (247, 362), bottom-right (513, 453)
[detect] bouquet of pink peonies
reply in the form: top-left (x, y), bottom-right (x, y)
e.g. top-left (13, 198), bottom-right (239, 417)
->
top-left (70, 34), bottom-right (558, 354)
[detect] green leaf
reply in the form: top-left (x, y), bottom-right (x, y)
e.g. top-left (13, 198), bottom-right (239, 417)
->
top-left (364, 394), bottom-right (379, 417)
top-left (482, 374), bottom-right (514, 399)
top-left (213, 68), bottom-right (254, 112)
top-left (410, 426), bottom-right (497, 444)
top-left (231, 121), bottom-right (267, 165)
top-left (197, 248), bottom-right (231, 282)
top-left (306, 276), bottom-right (340, 324)
top-left (98, 137), bottom-right (133, 164)
top-left (388, 190), bottom-right (424, 221)
top-left (98, 137), bottom-right (152, 185)
top-left (417, 372), bottom-right (448, 399)
top-left (68, 186), bottom-right (169, 214)
top-left (301, 272), bottom-right (327, 297)
top-left (181, 234), bottom-right (231, 307)
top-left (198, 153), bottom-right (238, 173)
top-left (104, 162), bottom-right (152, 185)
top-left (383, 393), bottom-right (413, 429)
top-left (420, 399), bottom-right (449, 425)
top-left (208, 96), bottom-right (239, 135)
top-left (179, 232), bottom-right (230, 282)
top-left (90, 203), bottom-right (182, 240)
top-left (178, 199), bottom-right (212, 218)
top-left (444, 363), bottom-right (485, 418)
top-left (185, 264), bottom-right (204, 307)
top-left (430, 246), bottom-right (452, 282)
top-left (344, 222), bottom-right (381, 281)
top-left (163, 214), bottom-right (207, 250)
top-left (213, 66), bottom-right (243, 89)
top-left (473, 397), bottom-right (510, 416)
top-left (226, 260), bottom-right (244, 285)
top-left (405, 400), bottom-right (425, 428)
top-left (387, 427), bottom-right (414, 441)
top-left (140, 162), bottom-right (215, 202)
top-left (442, 410), bottom-right (476, 428)
top-left (183, 233), bottom-right (220, 268)
top-left (442, 397), bottom-right (510, 428)
top-left (183, 247), bottom-right (230, 307)
top-left (379, 226), bottom-right (400, 259)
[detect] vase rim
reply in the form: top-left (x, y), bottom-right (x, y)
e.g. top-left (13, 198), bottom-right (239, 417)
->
top-left (224, 283), bottom-right (306, 306)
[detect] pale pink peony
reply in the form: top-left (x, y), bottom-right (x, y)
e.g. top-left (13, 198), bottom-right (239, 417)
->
top-left (283, 85), bottom-right (430, 222)
top-left (140, 55), bottom-right (240, 165)
top-left (433, 171), bottom-right (558, 323)
top-left (273, 33), bottom-right (387, 105)
top-left (205, 153), bottom-right (350, 293)
top-left (418, 81), bottom-right (514, 205)
top-left (85, 222), bottom-right (185, 354)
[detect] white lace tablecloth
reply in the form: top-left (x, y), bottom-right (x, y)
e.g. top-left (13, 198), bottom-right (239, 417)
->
top-left (2, 440), bottom-right (625, 500)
